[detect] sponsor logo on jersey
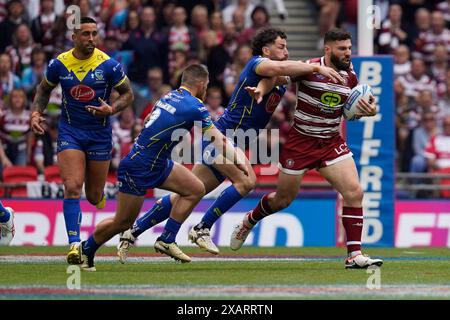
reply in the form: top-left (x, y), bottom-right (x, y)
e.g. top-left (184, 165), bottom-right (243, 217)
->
top-left (265, 92), bottom-right (281, 113)
top-left (70, 84), bottom-right (96, 101)
top-left (60, 74), bottom-right (73, 80)
top-left (320, 92), bottom-right (342, 108)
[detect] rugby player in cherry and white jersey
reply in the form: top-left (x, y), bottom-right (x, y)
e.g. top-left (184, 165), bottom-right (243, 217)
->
top-left (231, 28), bottom-right (383, 269)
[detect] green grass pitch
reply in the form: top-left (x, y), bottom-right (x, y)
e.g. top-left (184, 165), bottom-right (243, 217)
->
top-left (1, 246), bottom-right (450, 299)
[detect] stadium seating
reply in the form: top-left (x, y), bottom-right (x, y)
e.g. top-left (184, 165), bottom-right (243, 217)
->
top-left (44, 165), bottom-right (62, 183)
top-left (2, 166), bottom-right (38, 197)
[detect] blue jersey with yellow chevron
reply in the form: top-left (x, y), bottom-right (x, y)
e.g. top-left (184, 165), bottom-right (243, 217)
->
top-left (117, 87), bottom-right (213, 195)
top-left (215, 55), bottom-right (287, 133)
top-left (45, 48), bottom-right (127, 130)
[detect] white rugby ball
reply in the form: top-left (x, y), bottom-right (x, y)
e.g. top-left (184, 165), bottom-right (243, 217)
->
top-left (343, 84), bottom-right (374, 120)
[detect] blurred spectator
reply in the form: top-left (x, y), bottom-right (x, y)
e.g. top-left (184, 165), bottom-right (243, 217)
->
top-left (338, 0), bottom-right (357, 52)
top-left (139, 83), bottom-right (172, 121)
top-left (437, 0), bottom-right (450, 28)
top-left (0, 88), bottom-right (31, 166)
top-left (110, 0), bottom-right (143, 30)
top-left (397, 58), bottom-right (435, 98)
top-left (232, 6), bottom-right (246, 34)
top-left (111, 104), bottom-right (137, 171)
top-left (21, 46), bottom-right (47, 98)
top-left (169, 49), bottom-right (189, 87)
top-left (316, 0), bottom-right (340, 49)
top-left (438, 69), bottom-right (450, 115)
top-left (410, 112), bottom-right (439, 173)
top-left (206, 30), bottom-right (232, 87)
top-left (6, 23), bottom-right (36, 76)
top-left (0, 0), bottom-right (8, 23)
top-left (205, 86), bottom-right (224, 121)
top-left (430, 44), bottom-right (448, 97)
top-left (30, 0), bottom-right (58, 59)
top-left (0, 53), bottom-right (21, 108)
top-left (412, 11), bottom-right (450, 65)
top-left (137, 66), bottom-right (164, 105)
top-left (393, 45), bottom-right (411, 79)
top-left (425, 115), bottom-right (450, 171)
top-left (191, 4), bottom-right (210, 41)
top-left (400, 0), bottom-right (437, 25)
top-left (374, 0), bottom-right (390, 22)
top-left (102, 33), bottom-right (132, 73)
top-left (164, 6), bottom-right (198, 83)
top-left (222, 21), bottom-right (238, 58)
top-left (0, 0), bottom-right (27, 52)
top-left (210, 11), bottom-right (224, 45)
top-left (156, 0), bottom-right (176, 30)
top-left (123, 6), bottom-right (166, 85)
top-left (257, 0), bottom-right (287, 20)
top-left (237, 5), bottom-right (270, 46)
top-left (115, 9), bottom-right (140, 44)
top-left (222, 0), bottom-right (255, 29)
top-left (408, 7), bottom-right (431, 42)
top-left (119, 121), bottom-right (143, 160)
top-left (223, 44), bottom-right (252, 99)
top-left (377, 4), bottom-right (410, 54)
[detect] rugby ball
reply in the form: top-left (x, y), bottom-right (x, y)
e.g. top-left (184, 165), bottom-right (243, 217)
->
top-left (343, 84), bottom-right (374, 120)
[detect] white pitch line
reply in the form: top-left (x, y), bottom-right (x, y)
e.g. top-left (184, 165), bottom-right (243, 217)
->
top-left (0, 255), bottom-right (337, 264)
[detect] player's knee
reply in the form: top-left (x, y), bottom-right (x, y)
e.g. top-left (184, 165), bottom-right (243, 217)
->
top-left (343, 184), bottom-right (364, 204)
top-left (115, 217), bottom-right (134, 232)
top-left (186, 182), bottom-right (205, 201)
top-left (63, 180), bottom-right (83, 198)
top-left (86, 191), bottom-right (103, 205)
top-left (234, 174), bottom-right (256, 195)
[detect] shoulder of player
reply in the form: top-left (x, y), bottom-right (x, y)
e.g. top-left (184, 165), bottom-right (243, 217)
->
top-left (305, 57), bottom-right (322, 65)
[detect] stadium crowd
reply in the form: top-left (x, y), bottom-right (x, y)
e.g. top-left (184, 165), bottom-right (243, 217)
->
top-left (0, 0), bottom-right (448, 192)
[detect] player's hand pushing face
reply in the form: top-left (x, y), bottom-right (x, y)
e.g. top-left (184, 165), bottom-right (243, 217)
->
top-left (317, 66), bottom-right (345, 84)
top-left (355, 95), bottom-right (377, 118)
top-left (86, 98), bottom-right (115, 117)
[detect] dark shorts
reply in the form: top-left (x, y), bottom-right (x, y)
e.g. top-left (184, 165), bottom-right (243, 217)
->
top-left (278, 128), bottom-right (353, 175)
top-left (117, 158), bottom-right (174, 196)
top-left (57, 124), bottom-right (113, 161)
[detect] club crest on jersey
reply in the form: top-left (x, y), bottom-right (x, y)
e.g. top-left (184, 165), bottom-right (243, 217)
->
top-left (94, 70), bottom-right (104, 81)
top-left (286, 159), bottom-right (295, 168)
top-left (70, 84), bottom-right (95, 101)
top-left (265, 92), bottom-right (281, 113)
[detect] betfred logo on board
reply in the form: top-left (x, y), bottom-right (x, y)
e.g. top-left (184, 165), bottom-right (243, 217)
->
top-left (70, 84), bottom-right (95, 101)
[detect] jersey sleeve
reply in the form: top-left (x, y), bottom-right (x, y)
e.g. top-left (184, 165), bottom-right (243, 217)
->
top-left (108, 59), bottom-right (127, 88)
top-left (195, 103), bottom-right (214, 132)
top-left (252, 57), bottom-right (269, 74)
top-left (44, 59), bottom-right (60, 87)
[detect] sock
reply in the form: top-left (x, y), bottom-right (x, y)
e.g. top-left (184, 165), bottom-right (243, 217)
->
top-left (198, 185), bottom-right (243, 229)
top-left (159, 217), bottom-right (181, 243)
top-left (63, 198), bottom-right (82, 244)
top-left (0, 202), bottom-right (10, 223)
top-left (131, 195), bottom-right (172, 238)
top-left (82, 235), bottom-right (101, 257)
top-left (245, 194), bottom-right (275, 226)
top-left (342, 206), bottom-right (363, 254)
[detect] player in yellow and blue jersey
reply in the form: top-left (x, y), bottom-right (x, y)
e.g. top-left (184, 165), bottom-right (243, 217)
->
top-left (117, 28), bottom-right (343, 261)
top-left (71, 65), bottom-right (247, 270)
top-left (30, 17), bottom-right (134, 264)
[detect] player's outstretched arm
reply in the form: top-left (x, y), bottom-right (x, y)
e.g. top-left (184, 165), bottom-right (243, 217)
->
top-left (207, 127), bottom-right (248, 176)
top-left (86, 78), bottom-right (134, 117)
top-left (31, 78), bottom-right (55, 135)
top-left (245, 77), bottom-right (281, 104)
top-left (256, 60), bottom-right (344, 84)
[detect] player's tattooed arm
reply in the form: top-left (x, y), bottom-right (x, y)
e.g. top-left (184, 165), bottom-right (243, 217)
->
top-left (86, 77), bottom-right (134, 117)
top-left (245, 77), bottom-right (278, 104)
top-left (31, 78), bottom-right (55, 135)
top-left (111, 77), bottom-right (134, 114)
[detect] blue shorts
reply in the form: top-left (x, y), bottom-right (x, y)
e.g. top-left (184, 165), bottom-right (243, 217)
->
top-left (117, 158), bottom-right (174, 196)
top-left (57, 124), bottom-right (113, 161)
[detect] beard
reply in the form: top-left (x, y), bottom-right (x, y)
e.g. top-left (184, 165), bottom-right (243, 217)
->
top-left (330, 52), bottom-right (351, 71)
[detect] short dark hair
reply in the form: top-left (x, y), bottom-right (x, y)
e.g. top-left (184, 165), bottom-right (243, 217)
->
top-left (80, 16), bottom-right (97, 25)
top-left (181, 64), bottom-right (209, 86)
top-left (324, 28), bottom-right (352, 44)
top-left (251, 5), bottom-right (269, 22)
top-left (251, 27), bottom-right (287, 56)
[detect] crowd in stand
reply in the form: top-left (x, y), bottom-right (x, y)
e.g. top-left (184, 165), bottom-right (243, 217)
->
top-left (0, 0), bottom-right (449, 187)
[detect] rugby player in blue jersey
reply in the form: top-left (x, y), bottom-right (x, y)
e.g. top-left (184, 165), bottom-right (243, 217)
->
top-left (71, 64), bottom-right (247, 270)
top-left (117, 28), bottom-right (343, 260)
top-left (30, 17), bottom-right (134, 263)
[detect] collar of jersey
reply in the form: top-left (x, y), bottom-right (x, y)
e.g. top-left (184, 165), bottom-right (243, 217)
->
top-left (179, 86), bottom-right (203, 103)
top-left (57, 48), bottom-right (110, 82)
